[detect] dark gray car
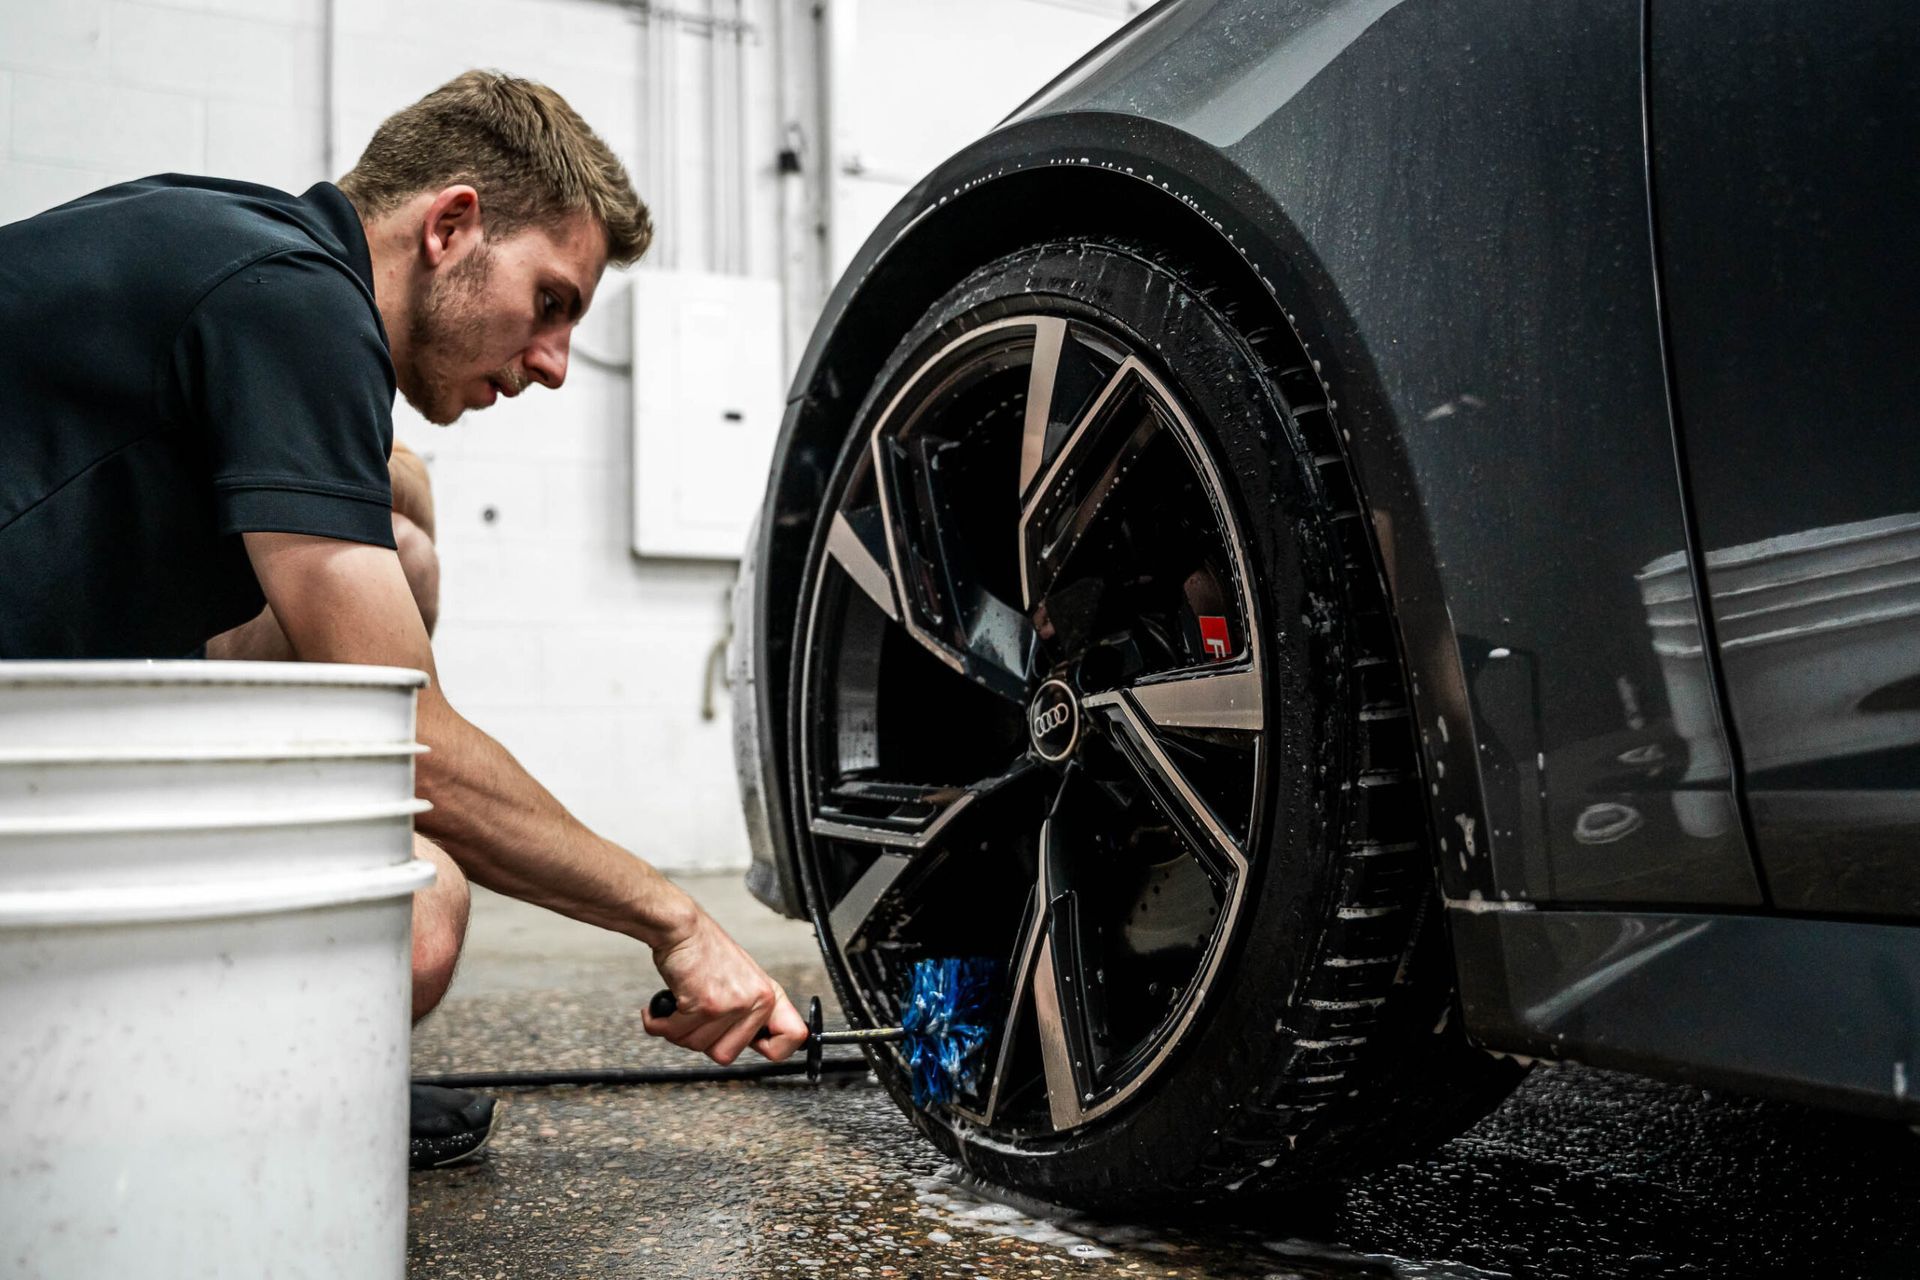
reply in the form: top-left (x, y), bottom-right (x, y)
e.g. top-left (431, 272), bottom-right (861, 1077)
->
top-left (730, 0), bottom-right (1920, 1211)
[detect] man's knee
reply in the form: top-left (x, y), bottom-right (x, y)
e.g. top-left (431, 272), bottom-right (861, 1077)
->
top-left (393, 512), bottom-right (440, 638)
top-left (411, 835), bottom-right (469, 1022)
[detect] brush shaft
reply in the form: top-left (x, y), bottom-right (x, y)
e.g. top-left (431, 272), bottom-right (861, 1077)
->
top-left (817, 1026), bottom-right (908, 1045)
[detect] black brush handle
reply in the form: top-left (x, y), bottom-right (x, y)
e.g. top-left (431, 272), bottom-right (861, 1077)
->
top-left (648, 988), bottom-right (777, 1044)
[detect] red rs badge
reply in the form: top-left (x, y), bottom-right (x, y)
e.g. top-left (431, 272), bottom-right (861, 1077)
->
top-left (1199, 615), bottom-right (1231, 660)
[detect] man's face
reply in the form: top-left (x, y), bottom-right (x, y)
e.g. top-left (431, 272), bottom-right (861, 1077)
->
top-left (399, 211), bottom-right (609, 426)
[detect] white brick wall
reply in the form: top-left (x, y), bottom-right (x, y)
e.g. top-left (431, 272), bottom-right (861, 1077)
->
top-left (11, 71), bottom-right (205, 171)
top-left (106, 3), bottom-right (325, 107)
top-left (0, 4), bottom-right (111, 78)
top-left (205, 98), bottom-right (326, 194)
top-left (2, 0), bottom-right (750, 871)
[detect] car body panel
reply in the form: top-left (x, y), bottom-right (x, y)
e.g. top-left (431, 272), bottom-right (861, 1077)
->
top-left (744, 0), bottom-right (1758, 918)
top-left (736, 0), bottom-right (1914, 1115)
top-left (1649, 0), bottom-right (1920, 918)
top-left (1453, 907), bottom-right (1920, 1118)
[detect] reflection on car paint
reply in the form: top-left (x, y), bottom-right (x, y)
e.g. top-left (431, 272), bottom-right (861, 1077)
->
top-left (1641, 512), bottom-right (1920, 913)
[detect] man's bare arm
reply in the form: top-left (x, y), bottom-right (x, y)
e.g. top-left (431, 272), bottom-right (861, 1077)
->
top-left (209, 443), bottom-right (437, 661)
top-left (241, 530), bottom-right (807, 1065)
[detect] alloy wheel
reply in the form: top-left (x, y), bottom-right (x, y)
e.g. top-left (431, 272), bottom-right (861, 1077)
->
top-left (798, 312), bottom-right (1268, 1133)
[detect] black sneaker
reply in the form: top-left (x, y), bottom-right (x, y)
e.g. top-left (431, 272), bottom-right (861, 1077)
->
top-left (409, 1084), bottom-right (498, 1169)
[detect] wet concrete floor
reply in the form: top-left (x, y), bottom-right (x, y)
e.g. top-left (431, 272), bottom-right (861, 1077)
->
top-left (410, 877), bottom-right (1920, 1279)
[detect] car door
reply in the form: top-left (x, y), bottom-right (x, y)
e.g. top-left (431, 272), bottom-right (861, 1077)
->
top-left (1648, 0), bottom-right (1920, 915)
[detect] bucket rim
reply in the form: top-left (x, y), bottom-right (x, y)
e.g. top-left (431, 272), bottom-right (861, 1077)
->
top-left (0, 858), bottom-right (437, 927)
top-left (0, 660), bottom-right (429, 689)
top-left (0, 797), bottom-right (431, 837)
top-left (0, 742), bottom-right (429, 766)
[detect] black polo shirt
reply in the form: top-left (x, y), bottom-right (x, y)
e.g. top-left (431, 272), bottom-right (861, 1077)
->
top-left (0, 174), bottom-right (397, 658)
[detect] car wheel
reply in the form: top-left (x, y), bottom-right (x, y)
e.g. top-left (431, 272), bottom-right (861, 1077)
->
top-left (788, 238), bottom-right (1517, 1211)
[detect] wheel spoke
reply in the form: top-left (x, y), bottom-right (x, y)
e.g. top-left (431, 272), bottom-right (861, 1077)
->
top-left (975, 873), bottom-right (1047, 1125)
top-left (1017, 317), bottom-right (1068, 497)
top-left (1034, 887), bottom-right (1099, 1130)
top-left (873, 432), bottom-right (1031, 701)
top-left (816, 760), bottom-right (1046, 950)
top-left (1029, 799), bottom-right (1103, 1130)
top-left (811, 778), bottom-right (976, 850)
top-left (824, 509), bottom-right (898, 622)
top-left (968, 803), bottom-right (1105, 1130)
top-left (1018, 357), bottom-right (1159, 610)
top-left (827, 850), bottom-right (919, 951)
top-left (1129, 665), bottom-right (1263, 733)
top-left (1083, 690), bottom-right (1249, 893)
top-left (815, 780), bottom-right (967, 951)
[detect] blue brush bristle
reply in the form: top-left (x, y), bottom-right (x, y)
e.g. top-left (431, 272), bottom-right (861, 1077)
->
top-left (899, 956), bottom-right (995, 1109)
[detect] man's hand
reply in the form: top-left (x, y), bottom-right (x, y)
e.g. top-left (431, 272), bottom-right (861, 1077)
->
top-left (642, 910), bottom-right (809, 1065)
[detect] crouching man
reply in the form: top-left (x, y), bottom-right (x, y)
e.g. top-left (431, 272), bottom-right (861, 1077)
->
top-left (0, 71), bottom-right (809, 1167)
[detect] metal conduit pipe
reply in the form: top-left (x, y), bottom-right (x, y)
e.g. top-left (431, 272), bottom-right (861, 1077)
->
top-left (658, 5), bottom-right (680, 270)
top-left (321, 0), bottom-right (338, 177)
top-left (705, 0), bottom-right (722, 271)
top-left (732, 0), bottom-right (751, 275)
top-left (634, 10), bottom-right (651, 254)
top-left (720, 0), bottom-right (736, 274)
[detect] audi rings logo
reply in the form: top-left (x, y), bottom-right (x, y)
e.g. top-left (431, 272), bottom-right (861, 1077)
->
top-left (1028, 679), bottom-right (1081, 762)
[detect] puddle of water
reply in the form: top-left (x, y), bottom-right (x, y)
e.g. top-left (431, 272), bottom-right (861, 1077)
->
top-left (912, 1173), bottom-right (1120, 1259)
top-left (1266, 1238), bottom-right (1514, 1280)
top-left (912, 1167), bottom-right (1513, 1279)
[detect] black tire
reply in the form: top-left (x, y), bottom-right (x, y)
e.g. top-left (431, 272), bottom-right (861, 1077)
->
top-left (788, 238), bottom-right (1519, 1213)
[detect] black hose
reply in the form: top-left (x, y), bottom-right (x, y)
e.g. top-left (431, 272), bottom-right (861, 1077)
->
top-left (413, 1057), bottom-right (872, 1089)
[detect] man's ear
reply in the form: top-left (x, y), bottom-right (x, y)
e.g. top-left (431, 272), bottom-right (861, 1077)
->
top-left (420, 185), bottom-right (482, 268)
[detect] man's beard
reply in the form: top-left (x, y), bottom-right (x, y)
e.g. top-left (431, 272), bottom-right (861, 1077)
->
top-left (401, 247), bottom-right (496, 426)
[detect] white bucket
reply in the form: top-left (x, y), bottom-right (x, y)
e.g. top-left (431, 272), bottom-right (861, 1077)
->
top-left (0, 661), bottom-right (434, 1280)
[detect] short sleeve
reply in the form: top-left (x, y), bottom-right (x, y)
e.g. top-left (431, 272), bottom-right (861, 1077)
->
top-left (173, 252), bottom-right (397, 548)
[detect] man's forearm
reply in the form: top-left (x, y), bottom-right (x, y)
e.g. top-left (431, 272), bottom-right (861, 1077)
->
top-left (245, 529), bottom-right (688, 947)
top-left (240, 531), bottom-right (805, 1064)
top-left (412, 687), bottom-right (700, 949)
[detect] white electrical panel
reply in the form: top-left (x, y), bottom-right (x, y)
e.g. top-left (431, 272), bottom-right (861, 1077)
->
top-left (631, 271), bottom-right (786, 560)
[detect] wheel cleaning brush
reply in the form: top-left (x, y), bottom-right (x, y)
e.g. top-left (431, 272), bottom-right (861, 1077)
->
top-left (649, 956), bottom-right (996, 1107)
top-left (895, 956), bottom-right (995, 1107)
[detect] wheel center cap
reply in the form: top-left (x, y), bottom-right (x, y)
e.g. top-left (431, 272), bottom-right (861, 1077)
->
top-left (1028, 679), bottom-right (1082, 762)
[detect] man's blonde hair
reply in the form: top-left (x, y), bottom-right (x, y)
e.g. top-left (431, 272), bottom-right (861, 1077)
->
top-left (340, 70), bottom-right (650, 266)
